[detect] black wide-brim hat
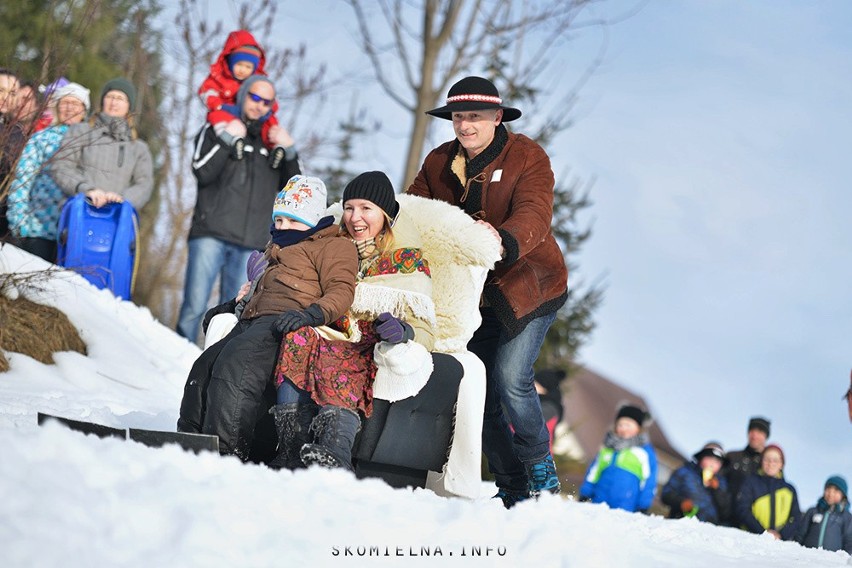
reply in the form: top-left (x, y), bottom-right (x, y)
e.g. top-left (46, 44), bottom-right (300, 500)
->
top-left (426, 76), bottom-right (522, 122)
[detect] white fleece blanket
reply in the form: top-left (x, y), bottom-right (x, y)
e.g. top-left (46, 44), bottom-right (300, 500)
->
top-left (394, 194), bottom-right (502, 352)
top-left (392, 195), bottom-right (499, 498)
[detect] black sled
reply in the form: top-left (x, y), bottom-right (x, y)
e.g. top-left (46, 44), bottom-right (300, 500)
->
top-left (37, 412), bottom-right (219, 454)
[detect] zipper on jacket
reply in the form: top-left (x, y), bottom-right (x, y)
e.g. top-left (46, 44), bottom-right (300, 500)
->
top-left (817, 510), bottom-right (830, 548)
top-left (244, 143), bottom-right (256, 242)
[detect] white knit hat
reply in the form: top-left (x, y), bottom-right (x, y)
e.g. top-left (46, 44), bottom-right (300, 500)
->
top-left (52, 82), bottom-right (91, 111)
top-left (272, 175), bottom-right (328, 228)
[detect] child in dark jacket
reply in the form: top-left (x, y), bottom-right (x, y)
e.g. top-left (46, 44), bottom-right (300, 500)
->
top-left (198, 29), bottom-right (289, 165)
top-left (796, 475), bottom-right (852, 553)
top-left (662, 442), bottom-right (732, 525)
top-left (579, 404), bottom-right (658, 512)
top-left (180, 175), bottom-right (358, 460)
top-left (735, 443), bottom-right (801, 540)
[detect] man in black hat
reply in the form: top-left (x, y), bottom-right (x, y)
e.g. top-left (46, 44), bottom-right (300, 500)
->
top-left (723, 416), bottom-right (771, 502)
top-left (407, 76), bottom-right (568, 508)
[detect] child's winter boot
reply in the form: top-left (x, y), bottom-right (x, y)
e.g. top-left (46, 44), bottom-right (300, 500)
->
top-left (269, 146), bottom-right (286, 169)
top-left (300, 406), bottom-right (361, 471)
top-left (232, 137), bottom-right (245, 160)
top-left (268, 403), bottom-right (316, 470)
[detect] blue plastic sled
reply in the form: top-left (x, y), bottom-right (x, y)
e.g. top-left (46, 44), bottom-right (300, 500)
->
top-left (57, 194), bottom-right (139, 300)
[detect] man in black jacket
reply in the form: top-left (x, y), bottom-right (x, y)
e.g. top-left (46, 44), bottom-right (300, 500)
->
top-left (723, 416), bottom-right (770, 502)
top-left (177, 75), bottom-right (300, 342)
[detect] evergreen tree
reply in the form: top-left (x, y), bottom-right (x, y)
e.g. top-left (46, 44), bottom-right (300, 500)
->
top-left (0, 0), bottom-right (167, 309)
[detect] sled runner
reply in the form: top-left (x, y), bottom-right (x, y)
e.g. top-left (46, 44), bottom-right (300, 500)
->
top-left (38, 412), bottom-right (219, 454)
top-left (37, 412), bottom-right (124, 439)
top-left (56, 193), bottom-right (139, 300)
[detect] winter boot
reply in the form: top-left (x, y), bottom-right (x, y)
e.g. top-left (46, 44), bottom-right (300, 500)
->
top-left (494, 488), bottom-right (530, 509)
top-left (232, 137), bottom-right (245, 160)
top-left (268, 146), bottom-right (286, 169)
top-left (268, 403), bottom-right (315, 470)
top-left (525, 454), bottom-right (561, 498)
top-left (299, 406), bottom-right (361, 472)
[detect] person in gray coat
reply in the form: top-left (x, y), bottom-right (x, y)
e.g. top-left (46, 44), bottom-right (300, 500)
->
top-left (51, 77), bottom-right (153, 211)
top-left (796, 475), bottom-right (852, 553)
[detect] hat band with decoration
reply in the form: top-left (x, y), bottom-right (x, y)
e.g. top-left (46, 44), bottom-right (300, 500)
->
top-left (446, 94), bottom-right (503, 105)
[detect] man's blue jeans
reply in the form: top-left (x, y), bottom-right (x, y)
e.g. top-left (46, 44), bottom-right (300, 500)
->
top-left (469, 307), bottom-right (557, 492)
top-left (176, 236), bottom-right (254, 342)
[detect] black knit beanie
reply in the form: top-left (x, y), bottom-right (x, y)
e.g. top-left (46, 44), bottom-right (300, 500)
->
top-left (748, 416), bottom-right (771, 437)
top-left (616, 404), bottom-right (647, 427)
top-left (342, 171), bottom-right (399, 219)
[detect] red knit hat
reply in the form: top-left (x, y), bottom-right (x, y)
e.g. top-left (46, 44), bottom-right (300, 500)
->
top-left (762, 443), bottom-right (785, 465)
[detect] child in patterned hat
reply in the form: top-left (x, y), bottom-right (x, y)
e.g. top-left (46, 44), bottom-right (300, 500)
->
top-left (198, 29), bottom-right (288, 164)
top-left (199, 174), bottom-right (355, 346)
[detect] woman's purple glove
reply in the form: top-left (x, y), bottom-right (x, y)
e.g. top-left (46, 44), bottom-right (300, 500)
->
top-left (374, 312), bottom-right (414, 344)
top-left (246, 250), bottom-right (268, 282)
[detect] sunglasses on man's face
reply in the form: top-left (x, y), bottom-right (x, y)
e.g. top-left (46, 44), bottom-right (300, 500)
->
top-left (247, 92), bottom-right (274, 106)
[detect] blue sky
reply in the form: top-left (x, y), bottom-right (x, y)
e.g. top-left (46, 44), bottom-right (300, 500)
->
top-left (166, 0), bottom-right (852, 501)
top-left (556, 1), bottom-right (852, 501)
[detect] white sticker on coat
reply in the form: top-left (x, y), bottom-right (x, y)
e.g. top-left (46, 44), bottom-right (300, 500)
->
top-left (491, 169), bottom-right (502, 182)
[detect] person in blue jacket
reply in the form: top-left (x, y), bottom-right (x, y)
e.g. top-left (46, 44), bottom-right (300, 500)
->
top-left (7, 82), bottom-right (90, 261)
top-left (735, 443), bottom-right (801, 540)
top-left (662, 442), bottom-right (732, 525)
top-left (579, 404), bottom-right (658, 512)
top-left (796, 475), bottom-right (852, 553)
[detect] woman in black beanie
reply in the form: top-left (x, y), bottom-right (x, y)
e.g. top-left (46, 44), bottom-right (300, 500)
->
top-left (341, 170), bottom-right (400, 219)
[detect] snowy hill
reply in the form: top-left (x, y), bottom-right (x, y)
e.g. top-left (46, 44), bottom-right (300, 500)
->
top-left (0, 244), bottom-right (849, 567)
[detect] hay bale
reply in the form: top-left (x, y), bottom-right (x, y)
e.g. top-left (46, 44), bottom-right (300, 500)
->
top-left (0, 295), bottom-right (87, 368)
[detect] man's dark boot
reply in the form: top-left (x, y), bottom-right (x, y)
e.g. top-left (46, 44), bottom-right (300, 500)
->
top-left (494, 487), bottom-right (531, 509)
top-left (268, 403), bottom-right (315, 470)
top-left (300, 406), bottom-right (361, 471)
top-left (525, 454), bottom-right (561, 498)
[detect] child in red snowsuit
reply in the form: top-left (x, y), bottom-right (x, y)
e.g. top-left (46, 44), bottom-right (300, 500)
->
top-left (198, 30), bottom-right (288, 165)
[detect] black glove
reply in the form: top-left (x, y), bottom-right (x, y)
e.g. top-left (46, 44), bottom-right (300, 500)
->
top-left (274, 304), bottom-right (325, 335)
top-left (374, 312), bottom-right (414, 344)
top-left (202, 298), bottom-right (238, 334)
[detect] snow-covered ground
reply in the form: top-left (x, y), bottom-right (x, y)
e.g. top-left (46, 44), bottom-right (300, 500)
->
top-left (1, 244), bottom-right (849, 567)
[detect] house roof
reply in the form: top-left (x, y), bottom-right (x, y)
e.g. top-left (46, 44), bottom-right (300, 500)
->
top-left (558, 366), bottom-right (686, 464)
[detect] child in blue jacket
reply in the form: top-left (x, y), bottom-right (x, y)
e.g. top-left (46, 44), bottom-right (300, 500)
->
top-left (796, 475), bottom-right (852, 553)
top-left (579, 404), bottom-right (658, 512)
top-left (662, 442), bottom-right (732, 525)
